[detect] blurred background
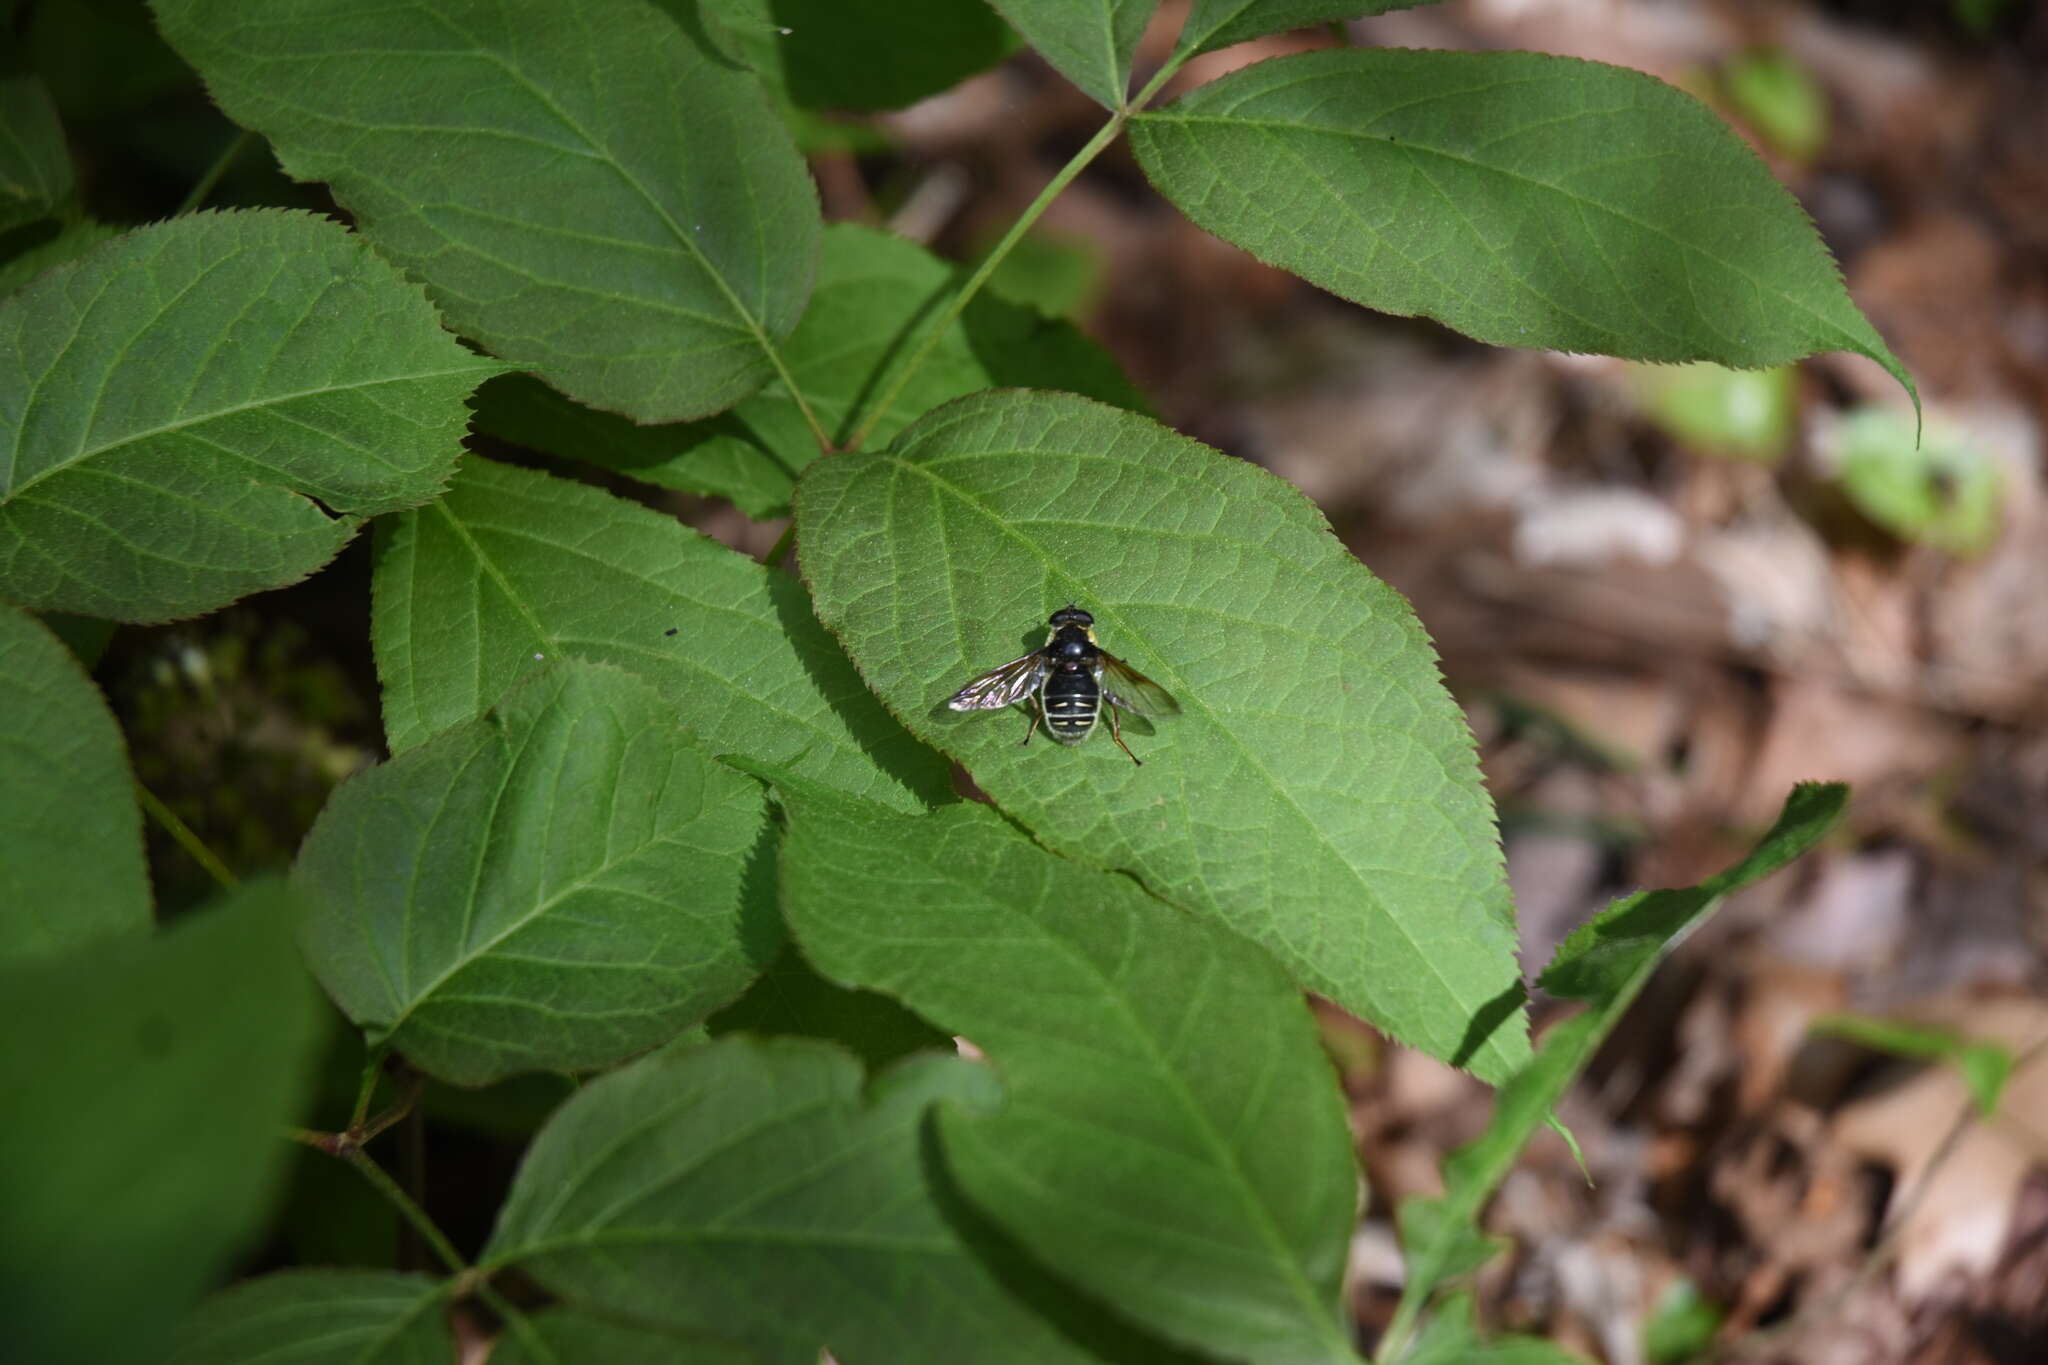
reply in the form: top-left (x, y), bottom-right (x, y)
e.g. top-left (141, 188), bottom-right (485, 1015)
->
top-left (30, 0), bottom-right (2047, 1360)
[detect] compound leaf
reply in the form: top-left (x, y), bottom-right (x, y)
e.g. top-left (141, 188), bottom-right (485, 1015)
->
top-left (373, 455), bottom-right (950, 813)
top-left (779, 787), bottom-right (1360, 1365)
top-left (473, 224), bottom-right (1145, 519)
top-left (1130, 50), bottom-right (1914, 411)
top-left (794, 389), bottom-right (1526, 1082)
top-left (0, 210), bottom-right (493, 621)
top-left (153, 0), bottom-right (820, 423)
top-left (296, 659), bottom-right (774, 1085)
top-left (0, 604), bottom-right (150, 964)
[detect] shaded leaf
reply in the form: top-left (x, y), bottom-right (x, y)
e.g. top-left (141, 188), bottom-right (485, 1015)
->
top-left (0, 209), bottom-right (493, 621)
top-left (698, 0), bottom-right (1013, 112)
top-left (779, 786), bottom-right (1361, 1365)
top-left (0, 603), bottom-right (150, 964)
top-left (0, 219), bottom-right (123, 297)
top-left (473, 224), bottom-right (1145, 519)
top-left (0, 73), bottom-right (72, 232)
top-left (296, 659), bottom-right (774, 1085)
top-left (1173, 2), bottom-right (1419, 60)
top-left (154, 0), bottom-right (820, 423)
top-left (169, 1271), bottom-right (449, 1365)
top-left (794, 389), bottom-right (1526, 1081)
top-left (0, 880), bottom-right (325, 1364)
top-left (987, 0), bottom-right (1155, 109)
top-left (484, 1036), bottom-right (1117, 1364)
top-left (1385, 784), bottom-right (1846, 1357)
top-left (1130, 50), bottom-right (1914, 411)
top-left (706, 941), bottom-right (952, 1072)
top-left (372, 455), bottom-right (950, 812)
top-left (494, 1310), bottom-right (769, 1365)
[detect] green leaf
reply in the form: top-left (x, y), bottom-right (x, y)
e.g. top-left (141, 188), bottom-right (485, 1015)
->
top-left (0, 74), bottom-right (73, 232)
top-left (372, 455), bottom-right (950, 812)
top-left (1810, 1013), bottom-right (2013, 1117)
top-left (0, 209), bottom-right (494, 622)
top-left (1830, 408), bottom-right (2001, 556)
top-left (1383, 784), bottom-right (1847, 1358)
top-left (0, 879), bottom-right (325, 1364)
top-left (295, 659), bottom-right (774, 1085)
top-left (1129, 50), bottom-right (1915, 414)
top-left (794, 389), bottom-right (1526, 1082)
top-left (1721, 47), bottom-right (1827, 162)
top-left (169, 1271), bottom-right (449, 1365)
top-left (988, 0), bottom-right (1156, 109)
top-left (706, 942), bottom-right (952, 1072)
top-left (1631, 362), bottom-right (1795, 463)
top-left (496, 1310), bottom-right (769, 1364)
top-left (1405, 1292), bottom-right (1591, 1365)
top-left (473, 224), bottom-right (1146, 519)
top-left (152, 0), bottom-right (821, 424)
top-left (1642, 1278), bottom-right (1723, 1364)
top-left (0, 604), bottom-right (150, 964)
top-left (779, 787), bottom-right (1361, 1365)
top-left (698, 0), bottom-right (1014, 112)
top-left (484, 1037), bottom-right (1118, 1365)
top-left (0, 219), bottom-right (124, 297)
top-left (1173, 2), bottom-right (1419, 60)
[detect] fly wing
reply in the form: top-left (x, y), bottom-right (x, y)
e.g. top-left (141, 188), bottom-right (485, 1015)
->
top-left (1098, 653), bottom-right (1180, 717)
top-left (946, 652), bottom-right (1046, 711)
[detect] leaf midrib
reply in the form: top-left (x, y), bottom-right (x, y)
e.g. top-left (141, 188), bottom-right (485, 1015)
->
top-left (1138, 101), bottom-right (1871, 355)
top-left (885, 453), bottom-right (1513, 1072)
top-left (4, 367), bottom-right (487, 505)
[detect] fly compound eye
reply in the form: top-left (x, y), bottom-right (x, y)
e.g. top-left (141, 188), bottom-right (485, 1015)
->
top-left (1050, 606), bottom-right (1093, 628)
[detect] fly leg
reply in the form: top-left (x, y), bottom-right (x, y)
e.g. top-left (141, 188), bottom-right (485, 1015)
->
top-left (1019, 698), bottom-right (1043, 747)
top-left (1106, 705), bottom-right (1143, 766)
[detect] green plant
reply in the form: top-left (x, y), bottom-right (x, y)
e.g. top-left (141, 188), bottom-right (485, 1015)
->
top-left (0, 2), bottom-right (1899, 1361)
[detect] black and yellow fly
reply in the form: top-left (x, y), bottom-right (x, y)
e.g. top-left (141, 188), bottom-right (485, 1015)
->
top-left (946, 606), bottom-right (1179, 765)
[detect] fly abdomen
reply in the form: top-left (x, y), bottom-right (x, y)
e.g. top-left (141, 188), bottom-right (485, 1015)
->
top-left (1041, 666), bottom-right (1099, 743)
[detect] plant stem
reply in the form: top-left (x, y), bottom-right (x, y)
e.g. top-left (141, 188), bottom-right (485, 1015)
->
top-left (134, 779), bottom-right (238, 891)
top-left (176, 129), bottom-right (256, 216)
top-left (349, 1048), bottom-right (389, 1130)
top-left (842, 60), bottom-right (1187, 453)
top-left (345, 1145), bottom-right (471, 1277)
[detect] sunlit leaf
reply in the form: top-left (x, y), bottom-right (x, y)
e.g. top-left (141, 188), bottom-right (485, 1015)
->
top-left (1385, 784), bottom-right (1846, 1357)
top-left (169, 1271), bottom-right (449, 1365)
top-left (472, 224), bottom-right (1144, 518)
top-left (795, 389), bottom-right (1525, 1082)
top-left (0, 210), bottom-right (494, 621)
top-left (485, 1037), bottom-right (1125, 1364)
top-left (373, 456), bottom-right (950, 812)
top-left (779, 786), bottom-right (1360, 1363)
top-left (296, 660), bottom-right (774, 1085)
top-left (154, 0), bottom-right (820, 423)
top-left (0, 880), bottom-right (325, 1363)
top-left (1829, 408), bottom-right (2001, 556)
top-left (0, 605), bottom-right (150, 964)
top-left (1130, 50), bottom-right (1915, 413)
